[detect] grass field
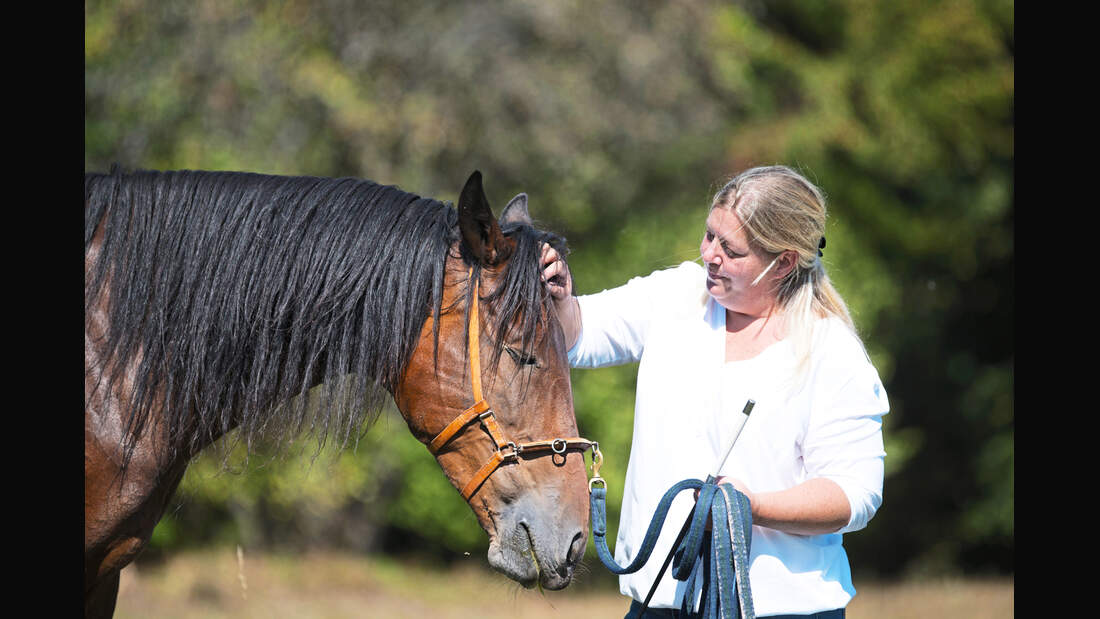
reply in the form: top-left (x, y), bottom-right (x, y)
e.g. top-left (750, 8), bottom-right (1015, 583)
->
top-left (115, 549), bottom-right (1013, 618)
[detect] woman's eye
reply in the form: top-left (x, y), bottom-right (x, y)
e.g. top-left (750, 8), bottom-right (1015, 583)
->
top-left (505, 347), bottom-right (540, 368)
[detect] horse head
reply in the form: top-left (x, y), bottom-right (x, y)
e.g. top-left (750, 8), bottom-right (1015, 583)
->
top-left (393, 171), bottom-right (591, 590)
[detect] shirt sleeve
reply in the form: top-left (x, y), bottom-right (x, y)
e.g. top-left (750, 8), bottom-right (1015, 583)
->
top-left (568, 261), bottom-right (703, 369)
top-left (803, 352), bottom-right (890, 534)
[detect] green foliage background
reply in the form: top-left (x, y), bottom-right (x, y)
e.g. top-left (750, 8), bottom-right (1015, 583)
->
top-left (86, 0), bottom-right (1013, 579)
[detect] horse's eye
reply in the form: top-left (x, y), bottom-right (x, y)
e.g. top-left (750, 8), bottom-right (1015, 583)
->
top-left (505, 346), bottom-right (540, 368)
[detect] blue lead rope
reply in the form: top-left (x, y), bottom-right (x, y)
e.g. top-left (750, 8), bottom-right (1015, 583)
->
top-left (590, 477), bottom-right (755, 619)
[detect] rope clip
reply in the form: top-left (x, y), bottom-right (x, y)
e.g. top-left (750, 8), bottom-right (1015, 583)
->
top-left (588, 442), bottom-right (606, 493)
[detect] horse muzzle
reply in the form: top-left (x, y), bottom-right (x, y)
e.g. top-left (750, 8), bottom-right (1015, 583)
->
top-left (486, 498), bottom-right (589, 590)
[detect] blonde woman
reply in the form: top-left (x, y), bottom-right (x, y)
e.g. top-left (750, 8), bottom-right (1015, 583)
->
top-left (543, 166), bottom-right (888, 618)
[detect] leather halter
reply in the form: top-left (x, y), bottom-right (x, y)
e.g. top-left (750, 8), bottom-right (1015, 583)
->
top-left (427, 268), bottom-right (598, 502)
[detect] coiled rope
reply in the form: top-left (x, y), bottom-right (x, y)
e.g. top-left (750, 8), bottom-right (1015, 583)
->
top-left (590, 474), bottom-right (755, 618)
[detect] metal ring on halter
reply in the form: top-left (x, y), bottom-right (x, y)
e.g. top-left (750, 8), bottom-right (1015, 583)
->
top-left (504, 441), bottom-right (520, 459)
top-left (551, 438), bottom-right (568, 454)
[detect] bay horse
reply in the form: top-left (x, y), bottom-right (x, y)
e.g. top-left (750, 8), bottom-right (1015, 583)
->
top-left (84, 167), bottom-right (595, 617)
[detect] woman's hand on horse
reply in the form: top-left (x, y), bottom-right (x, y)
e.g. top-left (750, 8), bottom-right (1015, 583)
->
top-left (540, 243), bottom-right (581, 349)
top-left (540, 243), bottom-right (572, 300)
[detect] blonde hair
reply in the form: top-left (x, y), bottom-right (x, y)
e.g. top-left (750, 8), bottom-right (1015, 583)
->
top-left (711, 166), bottom-right (860, 373)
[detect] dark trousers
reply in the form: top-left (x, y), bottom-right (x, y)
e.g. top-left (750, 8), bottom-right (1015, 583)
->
top-left (624, 599), bottom-right (845, 618)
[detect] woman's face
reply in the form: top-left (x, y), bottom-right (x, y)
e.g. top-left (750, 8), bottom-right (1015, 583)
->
top-left (699, 207), bottom-right (783, 317)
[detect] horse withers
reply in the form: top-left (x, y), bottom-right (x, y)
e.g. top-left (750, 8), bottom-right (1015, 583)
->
top-left (84, 169), bottom-right (594, 617)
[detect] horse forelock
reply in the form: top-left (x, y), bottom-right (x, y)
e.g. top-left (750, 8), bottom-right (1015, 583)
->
top-left (470, 222), bottom-right (568, 387)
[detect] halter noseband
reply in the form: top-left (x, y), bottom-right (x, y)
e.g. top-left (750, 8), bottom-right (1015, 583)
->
top-left (426, 268), bottom-right (598, 502)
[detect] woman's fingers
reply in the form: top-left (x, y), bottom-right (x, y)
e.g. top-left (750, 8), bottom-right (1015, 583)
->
top-left (540, 243), bottom-right (571, 298)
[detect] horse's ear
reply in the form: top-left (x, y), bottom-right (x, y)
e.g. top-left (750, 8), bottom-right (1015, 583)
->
top-left (499, 193), bottom-right (532, 227)
top-left (458, 171), bottom-right (513, 266)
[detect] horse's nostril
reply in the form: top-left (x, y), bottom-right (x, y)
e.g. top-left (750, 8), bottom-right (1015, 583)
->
top-left (566, 530), bottom-right (585, 565)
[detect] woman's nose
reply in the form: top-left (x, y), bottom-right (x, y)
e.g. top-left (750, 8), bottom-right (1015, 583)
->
top-left (701, 237), bottom-right (720, 263)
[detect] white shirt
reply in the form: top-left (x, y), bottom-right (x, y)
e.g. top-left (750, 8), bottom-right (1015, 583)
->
top-left (568, 261), bottom-right (888, 616)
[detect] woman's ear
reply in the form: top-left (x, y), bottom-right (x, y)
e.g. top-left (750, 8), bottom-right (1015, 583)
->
top-left (773, 250), bottom-right (800, 279)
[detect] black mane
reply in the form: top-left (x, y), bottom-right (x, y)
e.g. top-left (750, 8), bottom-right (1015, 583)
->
top-left (85, 167), bottom-right (566, 464)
